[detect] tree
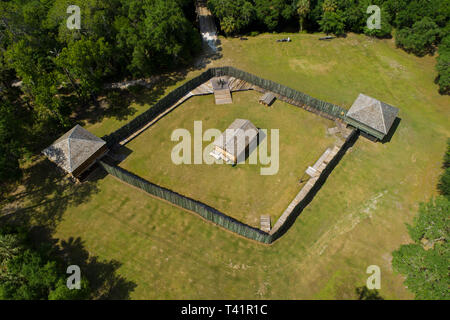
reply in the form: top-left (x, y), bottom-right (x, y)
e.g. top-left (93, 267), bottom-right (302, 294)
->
top-left (297, 0), bottom-right (310, 32)
top-left (363, 6), bottom-right (393, 38)
top-left (0, 229), bottom-right (90, 300)
top-left (55, 37), bottom-right (113, 99)
top-left (395, 17), bottom-right (441, 57)
top-left (438, 139), bottom-right (450, 196)
top-left (254, 0), bottom-right (295, 31)
top-left (0, 101), bottom-right (23, 186)
top-left (319, 10), bottom-right (346, 36)
top-left (436, 35), bottom-right (450, 95)
top-left (322, 0), bottom-right (338, 13)
top-left (391, 196), bottom-right (449, 300)
top-left (115, 0), bottom-right (200, 76)
top-left (208, 0), bottom-right (255, 36)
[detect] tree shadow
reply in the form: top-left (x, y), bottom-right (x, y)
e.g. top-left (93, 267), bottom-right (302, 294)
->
top-left (271, 131), bottom-right (360, 241)
top-left (0, 156), bottom-right (136, 299)
top-left (22, 226), bottom-right (137, 300)
top-left (355, 286), bottom-right (384, 300)
top-left (58, 236), bottom-right (137, 300)
top-left (0, 157), bottom-right (100, 233)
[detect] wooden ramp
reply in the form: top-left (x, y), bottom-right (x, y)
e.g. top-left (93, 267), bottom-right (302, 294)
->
top-left (214, 89), bottom-right (232, 104)
top-left (260, 215), bottom-right (271, 233)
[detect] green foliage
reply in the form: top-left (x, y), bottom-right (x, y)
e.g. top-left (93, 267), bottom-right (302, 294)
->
top-left (322, 0), bottom-right (338, 13)
top-left (0, 229), bottom-right (90, 300)
top-left (319, 10), bottom-right (346, 36)
top-left (384, 0), bottom-right (449, 30)
top-left (363, 6), bottom-right (392, 38)
top-left (392, 171), bottom-right (449, 300)
top-left (253, 0), bottom-right (295, 31)
top-left (392, 142), bottom-right (450, 300)
top-left (55, 37), bottom-right (113, 98)
top-left (297, 0), bottom-right (311, 32)
top-left (115, 0), bottom-right (200, 75)
top-left (438, 139), bottom-right (450, 196)
top-left (436, 35), bottom-right (450, 95)
top-left (395, 17), bottom-right (441, 57)
top-left (208, 0), bottom-right (255, 35)
top-left (0, 101), bottom-right (23, 185)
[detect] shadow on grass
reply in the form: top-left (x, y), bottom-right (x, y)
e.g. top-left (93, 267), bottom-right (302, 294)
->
top-left (1, 158), bottom-right (137, 299)
top-left (382, 117), bottom-right (402, 144)
top-left (21, 226), bottom-right (137, 300)
top-left (271, 131), bottom-right (360, 242)
top-left (74, 46), bottom-right (222, 129)
top-left (0, 158), bottom-right (99, 231)
top-left (355, 286), bottom-right (384, 300)
top-left (59, 236), bottom-right (137, 300)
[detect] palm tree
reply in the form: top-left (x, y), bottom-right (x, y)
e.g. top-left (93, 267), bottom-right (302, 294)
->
top-left (297, 0), bottom-right (310, 32)
top-left (322, 0), bottom-right (338, 13)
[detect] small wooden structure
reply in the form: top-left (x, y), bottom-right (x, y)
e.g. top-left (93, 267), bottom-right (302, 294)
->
top-left (260, 215), bottom-right (271, 233)
top-left (211, 119), bottom-right (258, 164)
top-left (259, 92), bottom-right (276, 106)
top-left (305, 148), bottom-right (334, 179)
top-left (211, 77), bottom-right (232, 105)
top-left (345, 94), bottom-right (399, 141)
top-left (42, 125), bottom-right (108, 180)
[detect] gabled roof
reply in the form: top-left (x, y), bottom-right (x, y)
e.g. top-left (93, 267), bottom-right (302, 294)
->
top-left (215, 119), bottom-right (259, 157)
top-left (347, 94), bottom-right (399, 135)
top-left (42, 125), bottom-right (106, 174)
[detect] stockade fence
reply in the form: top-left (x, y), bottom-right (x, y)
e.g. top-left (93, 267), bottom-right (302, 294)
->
top-left (99, 66), bottom-right (354, 243)
top-left (98, 160), bottom-right (273, 244)
top-left (102, 66), bottom-right (348, 147)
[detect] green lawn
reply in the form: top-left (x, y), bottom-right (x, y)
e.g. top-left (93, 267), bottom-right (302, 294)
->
top-left (118, 90), bottom-right (336, 227)
top-left (11, 33), bottom-right (449, 299)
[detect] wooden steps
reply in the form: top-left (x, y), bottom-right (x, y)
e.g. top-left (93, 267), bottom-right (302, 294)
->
top-left (260, 215), bottom-right (271, 233)
top-left (214, 88), bottom-right (232, 104)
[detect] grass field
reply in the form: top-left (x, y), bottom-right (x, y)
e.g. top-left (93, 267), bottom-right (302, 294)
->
top-left (8, 33), bottom-right (449, 299)
top-left (118, 90), bottom-right (336, 226)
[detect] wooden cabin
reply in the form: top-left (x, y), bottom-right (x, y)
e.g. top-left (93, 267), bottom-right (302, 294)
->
top-left (212, 119), bottom-right (259, 164)
top-left (345, 94), bottom-right (399, 141)
top-left (42, 125), bottom-right (108, 180)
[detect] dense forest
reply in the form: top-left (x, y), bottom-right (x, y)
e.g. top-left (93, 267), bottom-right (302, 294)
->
top-left (0, 0), bottom-right (449, 193)
top-left (208, 0), bottom-right (449, 94)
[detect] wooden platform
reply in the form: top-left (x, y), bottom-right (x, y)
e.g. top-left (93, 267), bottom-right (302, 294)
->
top-left (260, 215), bottom-right (271, 233)
top-left (214, 89), bottom-right (232, 104)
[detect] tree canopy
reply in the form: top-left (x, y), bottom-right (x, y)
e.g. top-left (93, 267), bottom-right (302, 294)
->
top-left (0, 228), bottom-right (90, 300)
top-left (392, 142), bottom-right (450, 300)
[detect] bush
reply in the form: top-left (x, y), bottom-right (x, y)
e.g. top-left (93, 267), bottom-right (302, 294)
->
top-left (363, 8), bottom-right (393, 39)
top-left (438, 139), bottom-right (450, 196)
top-left (436, 35), bottom-right (450, 95)
top-left (319, 10), bottom-right (346, 36)
top-left (395, 17), bottom-right (441, 56)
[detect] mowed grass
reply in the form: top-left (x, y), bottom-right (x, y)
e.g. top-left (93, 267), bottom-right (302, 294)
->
top-left (118, 90), bottom-right (336, 226)
top-left (37, 33), bottom-right (449, 299)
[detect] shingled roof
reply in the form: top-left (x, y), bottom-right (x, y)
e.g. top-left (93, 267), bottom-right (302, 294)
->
top-left (42, 125), bottom-right (106, 174)
top-left (214, 119), bottom-right (259, 161)
top-left (347, 94), bottom-right (398, 135)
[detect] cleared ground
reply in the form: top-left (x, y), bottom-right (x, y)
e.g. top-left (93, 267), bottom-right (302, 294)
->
top-left (118, 90), bottom-right (336, 227)
top-left (8, 33), bottom-right (449, 299)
